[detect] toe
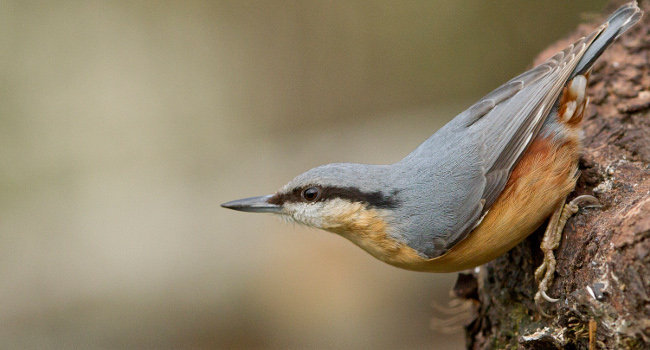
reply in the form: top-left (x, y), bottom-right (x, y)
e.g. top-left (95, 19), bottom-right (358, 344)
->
top-left (570, 194), bottom-right (601, 209)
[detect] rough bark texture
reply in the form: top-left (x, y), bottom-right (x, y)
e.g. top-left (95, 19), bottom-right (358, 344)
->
top-left (461, 1), bottom-right (650, 349)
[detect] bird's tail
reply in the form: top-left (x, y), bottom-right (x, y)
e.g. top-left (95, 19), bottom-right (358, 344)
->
top-left (571, 1), bottom-right (643, 78)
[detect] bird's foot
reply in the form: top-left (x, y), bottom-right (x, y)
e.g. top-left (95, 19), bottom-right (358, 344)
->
top-left (534, 195), bottom-right (600, 317)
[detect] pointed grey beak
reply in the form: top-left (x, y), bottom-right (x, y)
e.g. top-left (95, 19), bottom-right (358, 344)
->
top-left (221, 195), bottom-right (281, 213)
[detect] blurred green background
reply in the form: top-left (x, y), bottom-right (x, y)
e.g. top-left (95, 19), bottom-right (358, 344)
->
top-left (1, 0), bottom-right (606, 348)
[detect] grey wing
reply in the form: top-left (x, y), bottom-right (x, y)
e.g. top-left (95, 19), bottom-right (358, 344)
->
top-left (439, 27), bottom-right (605, 251)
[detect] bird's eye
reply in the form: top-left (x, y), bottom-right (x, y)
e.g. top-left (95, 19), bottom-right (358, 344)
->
top-left (301, 187), bottom-right (321, 202)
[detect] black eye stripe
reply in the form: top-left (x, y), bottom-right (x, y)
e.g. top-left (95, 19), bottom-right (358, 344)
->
top-left (268, 186), bottom-right (399, 209)
top-left (301, 187), bottom-right (320, 201)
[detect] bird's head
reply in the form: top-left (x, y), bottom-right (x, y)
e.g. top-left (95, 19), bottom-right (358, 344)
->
top-left (221, 163), bottom-right (423, 263)
top-left (222, 163), bottom-right (399, 232)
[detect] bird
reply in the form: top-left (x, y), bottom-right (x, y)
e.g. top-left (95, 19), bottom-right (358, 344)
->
top-left (222, 2), bottom-right (642, 313)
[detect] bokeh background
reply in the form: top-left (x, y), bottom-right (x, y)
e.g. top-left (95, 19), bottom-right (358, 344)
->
top-left (1, 0), bottom-right (607, 348)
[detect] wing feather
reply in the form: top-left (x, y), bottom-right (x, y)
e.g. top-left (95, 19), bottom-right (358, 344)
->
top-left (440, 28), bottom-right (605, 252)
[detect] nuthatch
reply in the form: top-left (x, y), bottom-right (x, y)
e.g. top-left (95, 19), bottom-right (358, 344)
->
top-left (223, 3), bottom-right (642, 313)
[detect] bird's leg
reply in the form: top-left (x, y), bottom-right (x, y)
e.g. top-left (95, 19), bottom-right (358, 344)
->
top-left (534, 195), bottom-right (600, 316)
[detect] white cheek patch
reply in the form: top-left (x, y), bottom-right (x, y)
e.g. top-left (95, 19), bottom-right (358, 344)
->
top-left (283, 201), bottom-right (328, 228)
top-left (282, 198), bottom-right (362, 229)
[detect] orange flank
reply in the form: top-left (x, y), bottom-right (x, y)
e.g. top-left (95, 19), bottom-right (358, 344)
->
top-left (421, 136), bottom-right (580, 272)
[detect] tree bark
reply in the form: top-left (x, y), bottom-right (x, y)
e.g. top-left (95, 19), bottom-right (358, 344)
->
top-left (460, 1), bottom-right (650, 349)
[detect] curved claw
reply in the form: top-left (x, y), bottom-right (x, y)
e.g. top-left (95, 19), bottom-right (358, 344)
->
top-left (541, 290), bottom-right (560, 303)
top-left (570, 194), bottom-right (601, 209)
top-left (534, 292), bottom-right (555, 318)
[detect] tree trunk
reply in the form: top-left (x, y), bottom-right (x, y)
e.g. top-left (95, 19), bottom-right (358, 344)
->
top-left (460, 1), bottom-right (650, 349)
